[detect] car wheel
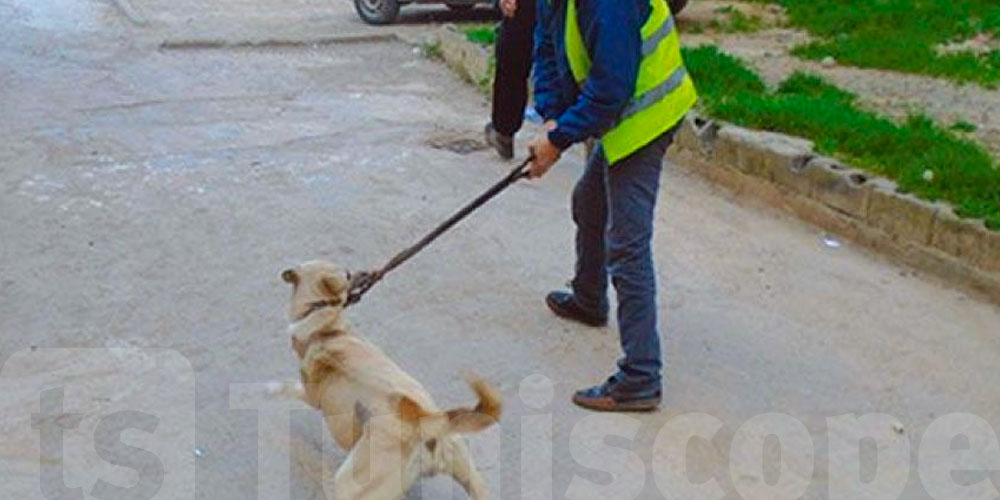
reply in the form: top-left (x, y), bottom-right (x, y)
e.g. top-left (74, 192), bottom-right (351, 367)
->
top-left (354, 0), bottom-right (400, 24)
top-left (446, 2), bottom-right (475, 11)
top-left (668, 0), bottom-right (689, 14)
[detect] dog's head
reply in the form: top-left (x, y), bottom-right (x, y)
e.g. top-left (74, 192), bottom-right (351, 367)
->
top-left (280, 260), bottom-right (352, 322)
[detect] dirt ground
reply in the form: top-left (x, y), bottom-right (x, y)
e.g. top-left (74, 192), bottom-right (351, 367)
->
top-left (2, 1), bottom-right (1000, 499)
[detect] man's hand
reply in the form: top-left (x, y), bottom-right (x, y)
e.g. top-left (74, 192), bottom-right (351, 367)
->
top-left (500, 0), bottom-right (517, 17)
top-left (528, 120), bottom-right (562, 179)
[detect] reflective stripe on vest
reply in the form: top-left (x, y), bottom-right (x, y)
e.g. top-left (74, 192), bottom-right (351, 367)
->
top-left (564, 0), bottom-right (697, 164)
top-left (621, 65), bottom-right (686, 121)
top-left (641, 14), bottom-right (675, 57)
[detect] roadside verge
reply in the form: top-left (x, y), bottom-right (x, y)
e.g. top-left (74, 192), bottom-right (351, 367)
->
top-left (429, 25), bottom-right (1000, 304)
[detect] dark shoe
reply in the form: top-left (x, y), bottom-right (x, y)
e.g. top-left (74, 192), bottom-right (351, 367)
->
top-left (545, 291), bottom-right (608, 327)
top-left (572, 379), bottom-right (662, 412)
top-left (484, 123), bottom-right (514, 160)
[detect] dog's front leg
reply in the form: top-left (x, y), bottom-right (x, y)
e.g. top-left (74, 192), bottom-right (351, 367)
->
top-left (323, 409), bottom-right (363, 450)
top-left (266, 380), bottom-right (308, 402)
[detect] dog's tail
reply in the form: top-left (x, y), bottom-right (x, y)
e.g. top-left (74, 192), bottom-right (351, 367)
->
top-left (396, 375), bottom-right (502, 436)
top-left (444, 376), bottom-right (502, 434)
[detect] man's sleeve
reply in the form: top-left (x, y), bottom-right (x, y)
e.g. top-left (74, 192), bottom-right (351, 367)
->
top-left (532, 0), bottom-right (562, 121)
top-left (547, 0), bottom-right (643, 149)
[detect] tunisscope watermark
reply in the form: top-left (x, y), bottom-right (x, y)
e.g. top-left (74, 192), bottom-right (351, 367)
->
top-left (2, 349), bottom-right (998, 499)
top-left (0, 348), bottom-right (195, 500)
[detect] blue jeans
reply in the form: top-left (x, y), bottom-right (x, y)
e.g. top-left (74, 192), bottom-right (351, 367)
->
top-left (571, 128), bottom-right (677, 396)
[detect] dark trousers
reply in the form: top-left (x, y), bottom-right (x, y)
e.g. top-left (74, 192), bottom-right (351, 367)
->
top-left (571, 128), bottom-right (678, 394)
top-left (490, 0), bottom-right (536, 137)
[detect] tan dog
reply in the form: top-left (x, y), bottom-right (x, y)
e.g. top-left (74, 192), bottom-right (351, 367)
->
top-left (279, 260), bottom-right (501, 500)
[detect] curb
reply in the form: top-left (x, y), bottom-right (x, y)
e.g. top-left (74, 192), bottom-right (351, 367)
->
top-left (672, 116), bottom-right (1000, 303)
top-left (432, 25), bottom-right (494, 92)
top-left (429, 26), bottom-right (1000, 304)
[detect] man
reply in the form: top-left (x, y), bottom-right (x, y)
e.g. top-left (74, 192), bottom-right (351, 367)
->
top-left (483, 0), bottom-right (536, 159)
top-left (527, 0), bottom-right (697, 411)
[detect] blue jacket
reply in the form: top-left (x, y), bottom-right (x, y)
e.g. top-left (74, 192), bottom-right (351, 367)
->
top-left (533, 0), bottom-right (651, 150)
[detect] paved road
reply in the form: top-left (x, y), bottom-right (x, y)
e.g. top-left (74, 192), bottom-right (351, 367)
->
top-left (2, 1), bottom-right (1000, 499)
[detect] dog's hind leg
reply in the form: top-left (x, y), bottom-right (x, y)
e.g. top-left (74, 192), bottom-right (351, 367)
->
top-left (444, 438), bottom-right (488, 500)
top-left (332, 428), bottom-right (417, 500)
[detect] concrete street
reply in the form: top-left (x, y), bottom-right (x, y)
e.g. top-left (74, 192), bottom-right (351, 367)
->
top-left (2, 1), bottom-right (999, 499)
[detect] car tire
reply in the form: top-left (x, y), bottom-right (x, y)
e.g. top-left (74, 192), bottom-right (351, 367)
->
top-left (668, 0), bottom-right (689, 14)
top-left (354, 0), bottom-right (400, 24)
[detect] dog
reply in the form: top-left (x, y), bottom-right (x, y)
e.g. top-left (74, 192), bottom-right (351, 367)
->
top-left (279, 260), bottom-right (501, 500)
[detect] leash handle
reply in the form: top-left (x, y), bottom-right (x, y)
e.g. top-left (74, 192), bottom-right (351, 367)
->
top-left (346, 156), bottom-right (533, 306)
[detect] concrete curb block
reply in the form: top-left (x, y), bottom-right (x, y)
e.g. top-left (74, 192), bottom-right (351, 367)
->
top-left (866, 185), bottom-right (937, 246)
top-left (428, 27), bottom-right (1000, 304)
top-left (802, 157), bottom-right (872, 219)
top-left (714, 125), bottom-right (814, 181)
top-left (433, 26), bottom-right (492, 91)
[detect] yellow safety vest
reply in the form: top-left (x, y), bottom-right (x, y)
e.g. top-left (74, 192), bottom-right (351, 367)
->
top-left (564, 0), bottom-right (697, 164)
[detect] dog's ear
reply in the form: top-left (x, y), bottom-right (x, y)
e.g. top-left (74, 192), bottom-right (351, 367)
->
top-left (320, 275), bottom-right (345, 298)
top-left (281, 269), bottom-right (298, 284)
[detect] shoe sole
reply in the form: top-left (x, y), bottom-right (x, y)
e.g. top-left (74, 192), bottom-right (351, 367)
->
top-left (545, 295), bottom-right (608, 327)
top-left (571, 394), bottom-right (661, 412)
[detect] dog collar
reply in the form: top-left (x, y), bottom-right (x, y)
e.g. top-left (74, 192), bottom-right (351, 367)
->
top-left (304, 327), bottom-right (347, 348)
top-left (298, 299), bottom-right (342, 321)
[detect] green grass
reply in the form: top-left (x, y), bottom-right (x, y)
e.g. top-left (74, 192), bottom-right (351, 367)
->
top-left (683, 45), bottom-right (1000, 228)
top-left (709, 6), bottom-right (765, 33)
top-left (760, 0), bottom-right (1000, 86)
top-left (464, 24), bottom-right (496, 46)
top-left (421, 40), bottom-right (443, 60)
top-left (951, 120), bottom-right (980, 133)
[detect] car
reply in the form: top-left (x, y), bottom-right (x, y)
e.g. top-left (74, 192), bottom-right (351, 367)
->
top-left (354, 0), bottom-right (489, 24)
top-left (354, 0), bottom-right (690, 25)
